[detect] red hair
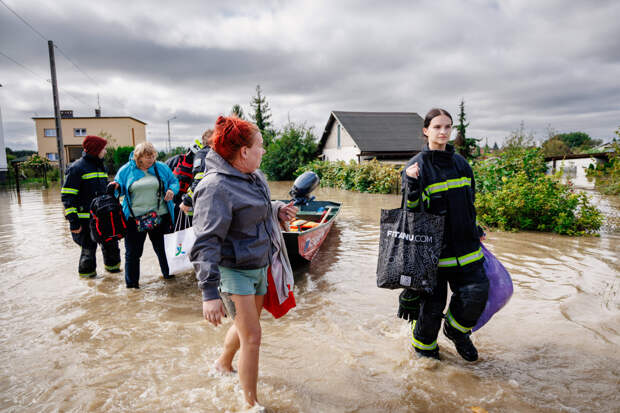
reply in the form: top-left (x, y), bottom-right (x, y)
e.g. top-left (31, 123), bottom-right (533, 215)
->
top-left (211, 116), bottom-right (259, 162)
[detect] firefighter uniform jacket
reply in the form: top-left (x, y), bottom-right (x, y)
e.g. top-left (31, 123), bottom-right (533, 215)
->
top-left (182, 146), bottom-right (211, 207)
top-left (166, 151), bottom-right (194, 206)
top-left (402, 144), bottom-right (484, 268)
top-left (61, 153), bottom-right (109, 230)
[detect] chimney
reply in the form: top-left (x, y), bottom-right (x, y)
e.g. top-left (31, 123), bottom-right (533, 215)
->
top-left (95, 108), bottom-right (101, 117)
top-left (60, 110), bottom-right (73, 118)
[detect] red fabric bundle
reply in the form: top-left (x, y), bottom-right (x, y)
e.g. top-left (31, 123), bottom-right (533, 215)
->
top-left (263, 267), bottom-right (296, 319)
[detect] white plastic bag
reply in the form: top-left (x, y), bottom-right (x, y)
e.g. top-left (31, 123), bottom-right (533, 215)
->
top-left (164, 213), bottom-right (196, 275)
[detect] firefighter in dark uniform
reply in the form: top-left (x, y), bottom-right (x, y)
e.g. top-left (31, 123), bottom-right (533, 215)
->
top-left (179, 129), bottom-right (213, 219)
top-left (61, 135), bottom-right (121, 277)
top-left (165, 129), bottom-right (212, 228)
top-left (398, 108), bottom-right (488, 361)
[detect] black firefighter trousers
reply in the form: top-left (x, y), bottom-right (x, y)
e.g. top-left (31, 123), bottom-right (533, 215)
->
top-left (71, 219), bottom-right (121, 277)
top-left (413, 261), bottom-right (489, 347)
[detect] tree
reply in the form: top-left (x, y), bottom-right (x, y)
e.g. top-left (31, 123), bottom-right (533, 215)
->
top-left (260, 123), bottom-right (318, 180)
top-left (250, 85), bottom-right (273, 142)
top-left (503, 121), bottom-right (536, 152)
top-left (23, 154), bottom-right (52, 186)
top-left (542, 138), bottom-right (571, 157)
top-left (452, 99), bottom-right (480, 160)
top-left (230, 104), bottom-right (245, 120)
top-left (454, 99), bottom-right (469, 154)
top-left (97, 130), bottom-right (117, 146)
top-left (555, 132), bottom-right (593, 149)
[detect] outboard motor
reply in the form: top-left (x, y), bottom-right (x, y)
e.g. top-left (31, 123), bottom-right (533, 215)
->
top-left (289, 171), bottom-right (320, 206)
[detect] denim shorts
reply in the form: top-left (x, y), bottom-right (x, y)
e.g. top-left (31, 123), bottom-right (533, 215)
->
top-left (218, 265), bottom-right (268, 296)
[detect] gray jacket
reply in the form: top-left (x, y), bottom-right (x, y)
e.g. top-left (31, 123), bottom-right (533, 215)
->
top-left (190, 150), bottom-right (279, 301)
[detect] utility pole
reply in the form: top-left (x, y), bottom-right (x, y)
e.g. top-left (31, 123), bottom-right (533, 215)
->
top-left (0, 84), bottom-right (8, 184)
top-left (48, 40), bottom-right (65, 184)
top-left (167, 116), bottom-right (176, 152)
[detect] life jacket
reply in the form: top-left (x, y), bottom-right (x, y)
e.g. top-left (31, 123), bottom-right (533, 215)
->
top-left (289, 219), bottom-right (320, 232)
top-left (172, 152), bottom-right (194, 194)
top-left (89, 188), bottom-right (127, 243)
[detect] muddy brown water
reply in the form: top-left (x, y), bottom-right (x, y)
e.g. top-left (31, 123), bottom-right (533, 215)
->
top-left (0, 183), bottom-right (618, 412)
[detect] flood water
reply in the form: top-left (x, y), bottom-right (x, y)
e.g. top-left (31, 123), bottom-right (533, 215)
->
top-left (1, 183), bottom-right (618, 412)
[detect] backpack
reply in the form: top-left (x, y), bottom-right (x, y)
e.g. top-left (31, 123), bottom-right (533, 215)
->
top-left (89, 186), bottom-right (127, 243)
top-left (171, 152), bottom-right (194, 194)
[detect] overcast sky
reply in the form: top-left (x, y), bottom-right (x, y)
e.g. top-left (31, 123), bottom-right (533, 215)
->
top-left (1, 0), bottom-right (619, 151)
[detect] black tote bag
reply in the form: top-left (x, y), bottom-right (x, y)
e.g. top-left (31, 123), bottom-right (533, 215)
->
top-left (376, 187), bottom-right (445, 293)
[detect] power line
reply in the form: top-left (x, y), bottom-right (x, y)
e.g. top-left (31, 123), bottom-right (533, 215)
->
top-left (1, 0), bottom-right (125, 110)
top-left (0, 0), bottom-right (47, 42)
top-left (0, 50), bottom-right (47, 82)
top-left (54, 45), bottom-right (100, 88)
top-left (0, 49), bottom-right (96, 109)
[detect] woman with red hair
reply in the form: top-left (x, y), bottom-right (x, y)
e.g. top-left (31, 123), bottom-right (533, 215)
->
top-left (190, 116), bottom-right (296, 409)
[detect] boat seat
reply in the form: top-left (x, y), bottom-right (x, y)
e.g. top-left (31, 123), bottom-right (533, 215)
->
top-left (289, 219), bottom-right (320, 232)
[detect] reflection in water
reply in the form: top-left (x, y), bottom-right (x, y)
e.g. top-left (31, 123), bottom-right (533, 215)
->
top-left (0, 184), bottom-right (619, 412)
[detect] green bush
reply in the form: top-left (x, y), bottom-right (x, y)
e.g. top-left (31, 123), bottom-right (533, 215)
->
top-left (474, 146), bottom-right (547, 194)
top-left (158, 146), bottom-right (186, 162)
top-left (586, 141), bottom-right (620, 195)
top-left (104, 146), bottom-right (134, 175)
top-left (296, 159), bottom-right (402, 194)
top-left (474, 147), bottom-right (602, 235)
top-left (261, 123), bottom-right (318, 180)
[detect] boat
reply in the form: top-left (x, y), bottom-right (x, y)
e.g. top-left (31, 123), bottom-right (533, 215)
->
top-left (276, 171), bottom-right (341, 265)
top-left (280, 200), bottom-right (341, 264)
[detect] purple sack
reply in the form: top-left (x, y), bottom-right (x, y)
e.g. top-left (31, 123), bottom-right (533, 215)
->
top-left (472, 243), bottom-right (513, 332)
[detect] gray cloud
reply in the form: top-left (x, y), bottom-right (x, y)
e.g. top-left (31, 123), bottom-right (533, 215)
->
top-left (1, 0), bottom-right (619, 153)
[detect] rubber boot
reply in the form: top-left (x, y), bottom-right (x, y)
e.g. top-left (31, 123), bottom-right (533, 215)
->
top-left (443, 321), bottom-right (478, 361)
top-left (411, 321), bottom-right (440, 360)
top-left (78, 248), bottom-right (97, 278)
top-left (414, 346), bottom-right (440, 360)
top-left (102, 241), bottom-right (121, 273)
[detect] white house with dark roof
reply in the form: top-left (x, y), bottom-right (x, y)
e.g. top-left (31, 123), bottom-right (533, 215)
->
top-left (318, 111), bottom-right (425, 163)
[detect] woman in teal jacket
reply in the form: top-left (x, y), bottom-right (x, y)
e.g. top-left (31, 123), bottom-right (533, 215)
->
top-left (112, 142), bottom-right (180, 288)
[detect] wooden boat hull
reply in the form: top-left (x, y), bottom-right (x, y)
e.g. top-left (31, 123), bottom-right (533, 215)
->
top-left (278, 200), bottom-right (341, 265)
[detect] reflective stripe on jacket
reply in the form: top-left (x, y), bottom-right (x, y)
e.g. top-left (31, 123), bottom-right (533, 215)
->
top-left (61, 153), bottom-right (109, 228)
top-left (402, 144), bottom-right (484, 268)
top-left (182, 146), bottom-right (210, 207)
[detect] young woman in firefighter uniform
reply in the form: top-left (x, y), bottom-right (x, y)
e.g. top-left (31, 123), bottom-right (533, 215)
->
top-left (400, 108), bottom-right (489, 361)
top-left (61, 135), bottom-right (121, 277)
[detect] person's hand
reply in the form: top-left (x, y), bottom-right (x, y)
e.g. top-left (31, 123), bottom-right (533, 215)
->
top-left (405, 162), bottom-right (420, 179)
top-left (278, 201), bottom-right (298, 223)
top-left (203, 299), bottom-right (226, 326)
top-left (164, 189), bottom-right (174, 202)
top-left (397, 289), bottom-right (421, 322)
top-left (71, 226), bottom-right (82, 234)
top-left (180, 203), bottom-right (192, 214)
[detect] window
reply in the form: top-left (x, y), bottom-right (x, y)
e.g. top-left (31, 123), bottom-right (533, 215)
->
top-left (46, 153), bottom-right (58, 161)
top-left (44, 128), bottom-right (56, 137)
top-left (74, 128), bottom-right (87, 137)
top-left (337, 124), bottom-right (341, 149)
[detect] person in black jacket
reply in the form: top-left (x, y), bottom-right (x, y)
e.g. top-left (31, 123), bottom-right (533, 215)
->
top-left (166, 129), bottom-right (213, 228)
top-left (61, 135), bottom-right (120, 278)
top-left (179, 129), bottom-right (213, 217)
top-left (399, 108), bottom-right (488, 362)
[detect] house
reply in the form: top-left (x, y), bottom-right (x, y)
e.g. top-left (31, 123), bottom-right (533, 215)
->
top-left (33, 110), bottom-right (147, 163)
top-left (318, 111), bottom-right (425, 163)
top-left (593, 141), bottom-right (618, 152)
